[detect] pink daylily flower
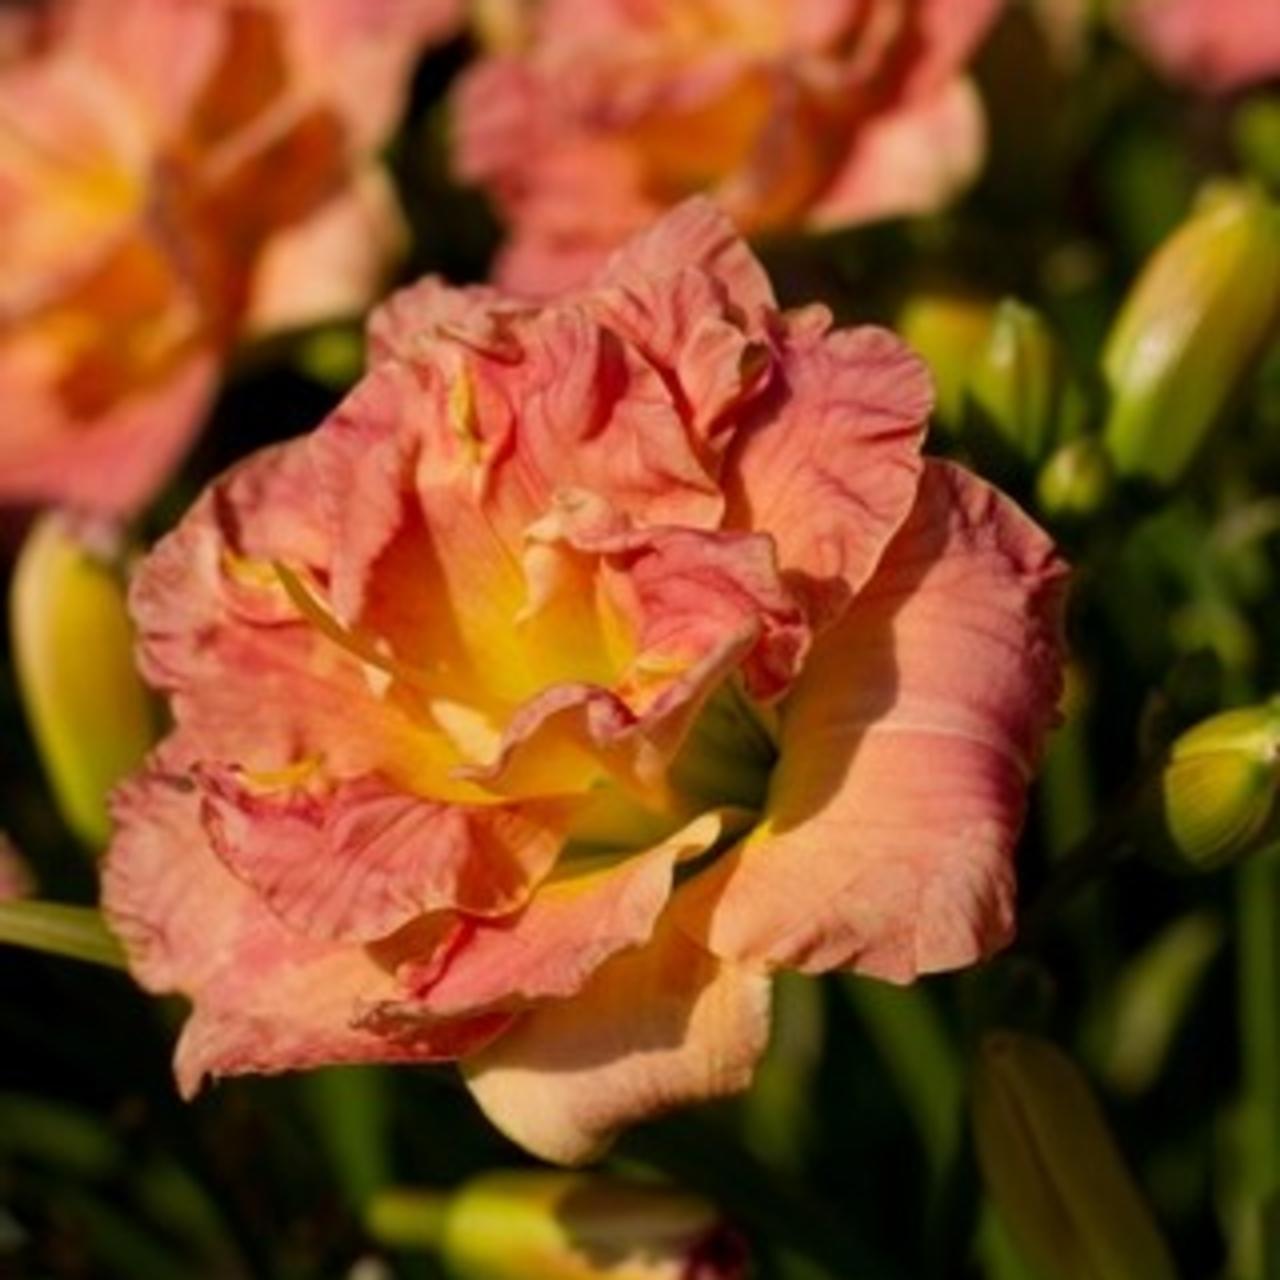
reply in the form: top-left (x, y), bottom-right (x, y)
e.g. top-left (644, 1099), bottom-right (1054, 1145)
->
top-left (1119, 0), bottom-right (1280, 93)
top-left (103, 198), bottom-right (1067, 1165)
top-left (0, 0), bottom-right (459, 515)
top-left (452, 0), bottom-right (1005, 294)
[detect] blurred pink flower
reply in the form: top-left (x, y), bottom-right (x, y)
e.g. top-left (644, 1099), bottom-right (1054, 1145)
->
top-left (0, 0), bottom-right (460, 515)
top-left (453, 0), bottom-right (1005, 293)
top-left (104, 198), bottom-right (1066, 1164)
top-left (1120, 0), bottom-right (1280, 93)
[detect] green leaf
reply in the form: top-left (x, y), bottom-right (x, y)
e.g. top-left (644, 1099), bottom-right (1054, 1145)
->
top-left (0, 900), bottom-right (127, 969)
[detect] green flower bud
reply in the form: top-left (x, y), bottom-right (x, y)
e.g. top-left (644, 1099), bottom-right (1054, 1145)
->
top-left (1142, 700), bottom-right (1280, 872)
top-left (966, 299), bottom-right (1085, 469)
top-left (973, 1032), bottom-right (1178, 1280)
top-left (898, 291), bottom-right (998, 426)
top-left (1036, 436), bottom-right (1114, 520)
top-left (10, 515), bottom-right (155, 849)
top-left (1103, 184), bottom-right (1280, 487)
top-left (428, 1172), bottom-right (745, 1280)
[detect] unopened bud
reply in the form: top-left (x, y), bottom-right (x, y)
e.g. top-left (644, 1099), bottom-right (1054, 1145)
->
top-left (434, 1172), bottom-right (747, 1280)
top-left (1141, 700), bottom-right (1280, 872)
top-left (966, 300), bottom-right (1085, 469)
top-left (898, 291), bottom-right (998, 426)
top-left (1103, 184), bottom-right (1280, 486)
top-left (973, 1032), bottom-right (1178, 1280)
top-left (10, 515), bottom-right (155, 848)
top-left (1036, 436), bottom-right (1114, 520)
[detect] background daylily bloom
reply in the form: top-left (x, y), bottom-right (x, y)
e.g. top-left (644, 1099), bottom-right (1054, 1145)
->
top-left (103, 198), bottom-right (1066, 1165)
top-left (1117, 0), bottom-right (1280, 93)
top-left (452, 0), bottom-right (1006, 293)
top-left (0, 0), bottom-right (460, 515)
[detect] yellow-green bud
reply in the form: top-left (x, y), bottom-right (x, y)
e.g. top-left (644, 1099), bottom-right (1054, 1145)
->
top-left (966, 299), bottom-right (1084, 469)
top-left (1102, 184), bottom-right (1280, 487)
top-left (897, 291), bottom-right (998, 426)
top-left (435, 1172), bottom-right (746, 1280)
top-left (10, 515), bottom-right (155, 849)
top-left (1036, 436), bottom-right (1114, 520)
top-left (1142, 700), bottom-right (1280, 872)
top-left (973, 1032), bottom-right (1178, 1280)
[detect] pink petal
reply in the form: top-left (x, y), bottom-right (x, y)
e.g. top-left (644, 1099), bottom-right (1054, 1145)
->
top-left (905, 0), bottom-right (1007, 95)
top-left (471, 516), bottom-right (808, 798)
top-left (592, 198), bottom-right (776, 331)
top-left (0, 58), bottom-right (151, 305)
top-left (244, 167), bottom-right (405, 337)
top-left (56, 0), bottom-right (223, 136)
top-left (681, 461), bottom-right (1066, 982)
top-left (402, 811), bottom-right (729, 1016)
top-left (810, 80), bottom-right (987, 230)
top-left (463, 916), bottom-right (771, 1164)
top-left (722, 316), bottom-right (931, 626)
top-left (589, 265), bottom-right (773, 453)
top-left (0, 354), bottom-right (217, 516)
top-left (103, 767), bottom-right (509, 1097)
top-left (366, 276), bottom-right (519, 367)
top-left (128, 440), bottom-right (440, 779)
top-left (283, 0), bottom-right (462, 148)
top-left (196, 766), bottom-right (568, 944)
top-left (1121, 0), bottom-right (1280, 93)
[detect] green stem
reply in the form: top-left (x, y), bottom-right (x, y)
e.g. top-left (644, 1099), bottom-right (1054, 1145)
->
top-left (1239, 853), bottom-right (1280, 1277)
top-left (842, 976), bottom-right (961, 1179)
top-left (0, 900), bottom-right (126, 968)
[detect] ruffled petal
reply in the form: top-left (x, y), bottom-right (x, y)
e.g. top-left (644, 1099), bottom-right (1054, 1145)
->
top-left (722, 317), bottom-right (931, 625)
top-left (400, 811), bottom-right (729, 1016)
top-left (197, 766), bottom-right (570, 943)
top-left (128, 439), bottom-right (460, 787)
top-left (102, 768), bottom-right (509, 1098)
top-left (589, 265), bottom-right (773, 455)
top-left (681, 461), bottom-right (1066, 981)
top-left (463, 915), bottom-right (771, 1164)
top-left (592, 197), bottom-right (776, 330)
top-left (472, 515), bottom-right (807, 798)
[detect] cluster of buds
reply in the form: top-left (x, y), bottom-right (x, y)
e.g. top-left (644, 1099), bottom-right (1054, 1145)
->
top-left (902, 182), bottom-right (1280, 523)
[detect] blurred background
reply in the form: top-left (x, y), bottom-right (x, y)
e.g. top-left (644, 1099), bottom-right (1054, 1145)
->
top-left (4, 1), bottom-right (1280, 1276)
